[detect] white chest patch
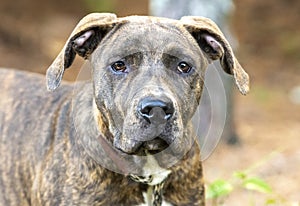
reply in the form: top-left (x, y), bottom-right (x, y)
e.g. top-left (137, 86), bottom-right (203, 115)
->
top-left (134, 155), bottom-right (173, 206)
top-left (142, 154), bottom-right (171, 185)
top-left (138, 192), bottom-right (173, 206)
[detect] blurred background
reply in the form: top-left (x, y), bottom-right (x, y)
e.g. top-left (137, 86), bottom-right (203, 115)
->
top-left (0, 0), bottom-right (299, 205)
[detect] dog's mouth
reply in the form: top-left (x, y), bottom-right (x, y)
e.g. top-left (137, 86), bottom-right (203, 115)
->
top-left (135, 137), bottom-right (169, 155)
top-left (115, 137), bottom-right (170, 156)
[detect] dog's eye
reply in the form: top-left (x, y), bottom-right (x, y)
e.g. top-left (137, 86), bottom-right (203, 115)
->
top-left (111, 61), bottom-right (127, 73)
top-left (177, 62), bottom-right (192, 74)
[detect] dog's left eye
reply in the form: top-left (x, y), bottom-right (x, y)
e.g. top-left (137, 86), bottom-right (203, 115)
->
top-left (111, 61), bottom-right (127, 73)
top-left (177, 62), bottom-right (192, 74)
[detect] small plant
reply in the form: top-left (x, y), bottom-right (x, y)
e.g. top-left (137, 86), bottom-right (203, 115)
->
top-left (206, 170), bottom-right (273, 205)
top-left (206, 151), bottom-right (299, 206)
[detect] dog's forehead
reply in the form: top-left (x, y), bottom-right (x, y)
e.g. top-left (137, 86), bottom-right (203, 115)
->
top-left (97, 16), bottom-right (201, 61)
top-left (119, 15), bottom-right (179, 24)
top-left (116, 15), bottom-right (185, 37)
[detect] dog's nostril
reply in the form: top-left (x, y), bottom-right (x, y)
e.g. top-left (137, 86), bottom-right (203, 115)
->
top-left (138, 99), bottom-right (174, 123)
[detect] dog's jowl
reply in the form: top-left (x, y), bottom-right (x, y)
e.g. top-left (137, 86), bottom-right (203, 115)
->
top-left (0, 13), bottom-right (249, 206)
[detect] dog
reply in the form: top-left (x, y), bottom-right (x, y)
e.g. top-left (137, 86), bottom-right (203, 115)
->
top-left (0, 13), bottom-right (249, 206)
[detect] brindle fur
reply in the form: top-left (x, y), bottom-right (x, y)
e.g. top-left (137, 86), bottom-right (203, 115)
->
top-left (0, 13), bottom-right (249, 206)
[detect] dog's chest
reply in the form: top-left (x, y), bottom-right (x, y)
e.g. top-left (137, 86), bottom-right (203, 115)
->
top-left (137, 186), bottom-right (174, 206)
top-left (132, 155), bottom-right (173, 206)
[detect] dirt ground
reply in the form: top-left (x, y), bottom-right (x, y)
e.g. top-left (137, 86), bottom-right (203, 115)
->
top-left (204, 1), bottom-right (300, 205)
top-left (0, 0), bottom-right (299, 205)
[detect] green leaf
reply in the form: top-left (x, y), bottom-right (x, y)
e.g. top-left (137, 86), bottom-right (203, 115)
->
top-left (233, 171), bottom-right (247, 180)
top-left (265, 198), bottom-right (277, 205)
top-left (206, 179), bottom-right (233, 199)
top-left (242, 177), bottom-right (272, 194)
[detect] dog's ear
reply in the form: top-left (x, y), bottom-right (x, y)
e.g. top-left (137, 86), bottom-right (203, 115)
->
top-left (46, 13), bottom-right (117, 91)
top-left (180, 16), bottom-right (250, 95)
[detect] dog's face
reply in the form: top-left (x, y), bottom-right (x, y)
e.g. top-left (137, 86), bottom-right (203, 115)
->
top-left (46, 13), bottom-right (249, 171)
top-left (91, 18), bottom-right (207, 158)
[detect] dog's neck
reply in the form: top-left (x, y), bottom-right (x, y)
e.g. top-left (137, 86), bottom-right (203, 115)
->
top-left (140, 154), bottom-right (171, 185)
top-left (129, 155), bottom-right (171, 206)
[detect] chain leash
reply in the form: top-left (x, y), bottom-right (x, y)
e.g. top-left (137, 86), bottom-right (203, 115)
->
top-left (130, 174), bottom-right (165, 206)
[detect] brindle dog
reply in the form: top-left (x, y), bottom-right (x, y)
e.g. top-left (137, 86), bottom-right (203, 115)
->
top-left (0, 13), bottom-right (249, 206)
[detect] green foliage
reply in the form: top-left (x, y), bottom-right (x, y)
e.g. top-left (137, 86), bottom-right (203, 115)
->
top-left (234, 171), bottom-right (272, 194)
top-left (242, 177), bottom-right (272, 194)
top-left (206, 179), bottom-right (233, 199)
top-left (206, 170), bottom-right (272, 204)
top-left (205, 166), bottom-right (297, 206)
top-left (83, 0), bottom-right (115, 12)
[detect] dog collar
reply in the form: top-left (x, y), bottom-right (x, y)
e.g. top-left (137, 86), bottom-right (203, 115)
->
top-left (130, 174), bottom-right (165, 206)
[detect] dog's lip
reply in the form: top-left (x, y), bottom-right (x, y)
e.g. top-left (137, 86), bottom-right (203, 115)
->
top-left (135, 137), bottom-right (169, 155)
top-left (142, 138), bottom-right (168, 151)
top-left (116, 137), bottom-right (169, 156)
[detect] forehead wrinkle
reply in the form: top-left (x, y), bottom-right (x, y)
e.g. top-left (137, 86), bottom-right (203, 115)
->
top-left (107, 22), bottom-right (192, 52)
top-left (95, 20), bottom-right (204, 68)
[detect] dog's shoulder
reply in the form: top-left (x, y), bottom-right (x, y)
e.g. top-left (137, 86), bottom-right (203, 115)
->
top-left (0, 68), bottom-right (68, 93)
top-left (0, 68), bottom-right (76, 144)
top-left (0, 68), bottom-right (76, 107)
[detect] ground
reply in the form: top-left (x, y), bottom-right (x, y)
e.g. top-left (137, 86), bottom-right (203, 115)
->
top-left (0, 0), bottom-right (299, 205)
top-left (203, 1), bottom-right (300, 205)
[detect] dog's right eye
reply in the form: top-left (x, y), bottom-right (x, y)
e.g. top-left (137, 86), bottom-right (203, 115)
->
top-left (111, 61), bottom-right (127, 73)
top-left (177, 61), bottom-right (192, 74)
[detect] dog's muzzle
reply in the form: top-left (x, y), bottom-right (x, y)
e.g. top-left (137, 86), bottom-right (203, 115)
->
top-left (133, 97), bottom-right (174, 154)
top-left (114, 96), bottom-right (177, 156)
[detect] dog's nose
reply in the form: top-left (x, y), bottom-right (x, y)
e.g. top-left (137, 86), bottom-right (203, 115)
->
top-left (138, 98), bottom-right (174, 124)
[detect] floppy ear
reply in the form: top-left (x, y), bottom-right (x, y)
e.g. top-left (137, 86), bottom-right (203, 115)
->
top-left (180, 16), bottom-right (250, 95)
top-left (46, 13), bottom-right (117, 91)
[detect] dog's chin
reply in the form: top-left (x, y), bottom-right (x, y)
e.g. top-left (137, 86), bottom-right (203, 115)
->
top-left (105, 133), bottom-right (188, 174)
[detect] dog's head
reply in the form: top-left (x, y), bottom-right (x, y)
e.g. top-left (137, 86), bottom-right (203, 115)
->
top-left (47, 13), bottom-right (249, 171)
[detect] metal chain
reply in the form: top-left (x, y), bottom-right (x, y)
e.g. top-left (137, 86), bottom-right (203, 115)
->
top-left (152, 181), bottom-right (164, 206)
top-left (129, 174), bottom-right (165, 206)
